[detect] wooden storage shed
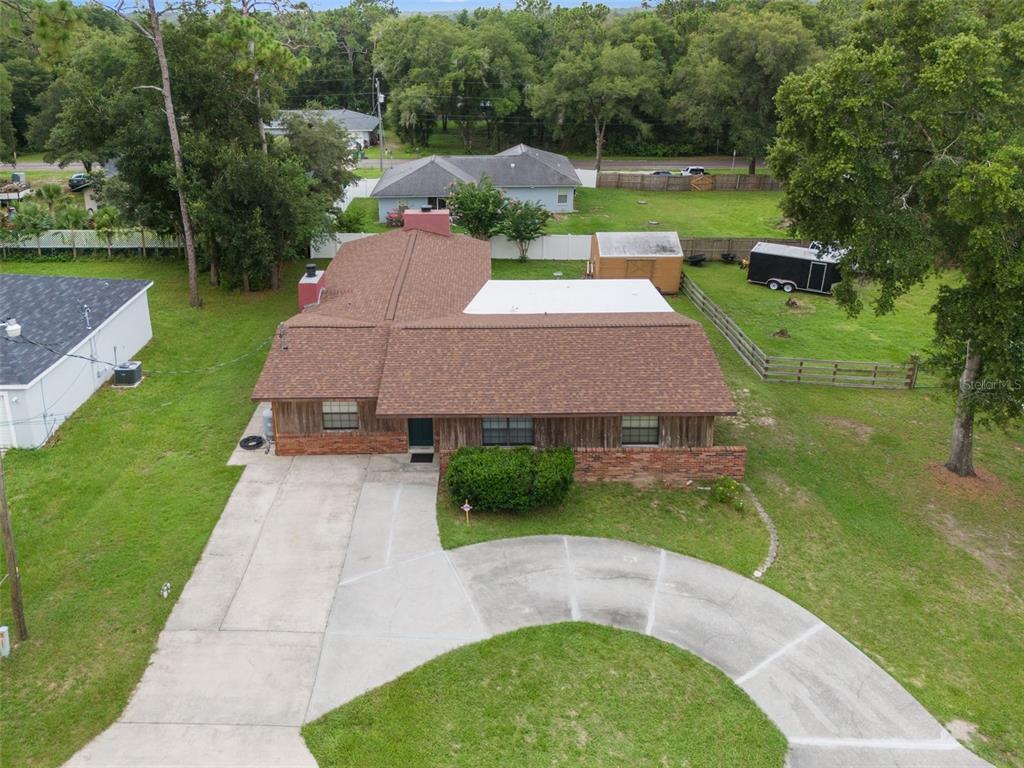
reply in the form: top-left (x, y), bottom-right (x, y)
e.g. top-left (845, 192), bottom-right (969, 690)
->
top-left (590, 232), bottom-right (684, 294)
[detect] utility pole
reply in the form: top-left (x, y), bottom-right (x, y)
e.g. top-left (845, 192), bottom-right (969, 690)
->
top-left (375, 76), bottom-right (385, 173)
top-left (0, 453), bottom-right (28, 643)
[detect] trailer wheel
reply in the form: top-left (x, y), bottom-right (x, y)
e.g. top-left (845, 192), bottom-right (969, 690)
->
top-left (782, 283), bottom-right (795, 293)
top-left (768, 279), bottom-right (781, 291)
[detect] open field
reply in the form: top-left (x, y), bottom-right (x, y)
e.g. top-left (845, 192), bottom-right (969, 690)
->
top-left (303, 623), bottom-right (787, 768)
top-left (443, 259), bottom-right (1024, 767)
top-left (546, 188), bottom-right (784, 237)
top-left (681, 261), bottom-right (940, 363)
top-left (0, 259), bottom-right (315, 768)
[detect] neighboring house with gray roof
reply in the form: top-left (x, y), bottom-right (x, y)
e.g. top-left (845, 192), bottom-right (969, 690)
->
top-left (370, 144), bottom-right (582, 222)
top-left (0, 274), bottom-right (153, 448)
top-left (266, 108), bottom-right (380, 149)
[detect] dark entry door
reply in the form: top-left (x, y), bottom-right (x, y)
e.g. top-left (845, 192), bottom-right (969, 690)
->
top-left (408, 418), bottom-right (434, 448)
top-left (808, 261), bottom-right (828, 292)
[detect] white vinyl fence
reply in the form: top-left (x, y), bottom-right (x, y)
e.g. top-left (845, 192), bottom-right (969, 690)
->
top-left (311, 232), bottom-right (592, 261)
top-left (490, 234), bottom-right (592, 260)
top-left (2, 228), bottom-right (180, 251)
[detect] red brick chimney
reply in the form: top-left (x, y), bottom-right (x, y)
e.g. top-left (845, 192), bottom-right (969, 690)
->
top-left (402, 207), bottom-right (451, 236)
top-left (298, 263), bottom-right (325, 311)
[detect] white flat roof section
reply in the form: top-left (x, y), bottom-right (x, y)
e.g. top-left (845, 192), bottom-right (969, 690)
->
top-left (752, 241), bottom-right (841, 264)
top-left (596, 231), bottom-right (683, 257)
top-left (463, 279), bottom-right (674, 315)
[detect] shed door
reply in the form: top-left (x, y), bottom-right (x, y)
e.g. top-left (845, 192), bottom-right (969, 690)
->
top-left (808, 261), bottom-right (828, 292)
top-left (625, 259), bottom-right (655, 279)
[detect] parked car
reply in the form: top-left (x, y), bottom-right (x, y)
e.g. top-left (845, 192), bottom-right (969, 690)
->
top-left (680, 166), bottom-right (707, 176)
top-left (68, 173), bottom-right (92, 191)
top-left (651, 170), bottom-right (673, 176)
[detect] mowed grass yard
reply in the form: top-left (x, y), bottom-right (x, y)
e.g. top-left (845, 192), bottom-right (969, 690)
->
top-left (682, 261), bottom-right (941, 363)
top-left (303, 624), bottom-right (787, 768)
top-left (0, 259), bottom-right (315, 768)
top-left (436, 261), bottom-right (1024, 766)
top-left (547, 188), bottom-right (784, 237)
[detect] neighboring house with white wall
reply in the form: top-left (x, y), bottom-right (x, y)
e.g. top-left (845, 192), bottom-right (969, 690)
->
top-left (0, 274), bottom-right (153, 449)
top-left (370, 144), bottom-right (581, 222)
top-left (266, 108), bottom-right (379, 150)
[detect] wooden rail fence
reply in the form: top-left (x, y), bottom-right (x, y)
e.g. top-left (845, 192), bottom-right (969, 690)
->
top-left (681, 275), bottom-right (919, 389)
top-left (598, 172), bottom-right (782, 192)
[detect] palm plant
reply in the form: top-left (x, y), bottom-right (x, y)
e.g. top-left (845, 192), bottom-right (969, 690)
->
top-left (56, 206), bottom-right (90, 259)
top-left (36, 184), bottom-right (67, 216)
top-left (12, 202), bottom-right (52, 258)
top-left (92, 206), bottom-right (122, 258)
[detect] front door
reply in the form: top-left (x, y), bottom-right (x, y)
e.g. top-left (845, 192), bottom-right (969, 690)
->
top-left (408, 418), bottom-right (434, 448)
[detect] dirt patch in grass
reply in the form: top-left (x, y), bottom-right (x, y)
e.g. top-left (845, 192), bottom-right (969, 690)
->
top-left (926, 461), bottom-right (1008, 499)
top-left (820, 416), bottom-right (875, 443)
top-left (947, 719), bottom-right (985, 745)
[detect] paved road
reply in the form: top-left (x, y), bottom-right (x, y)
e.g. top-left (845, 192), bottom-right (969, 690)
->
top-left (67, 408), bottom-right (989, 768)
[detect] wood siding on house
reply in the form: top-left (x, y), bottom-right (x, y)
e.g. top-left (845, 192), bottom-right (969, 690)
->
top-left (534, 416), bottom-right (621, 449)
top-left (273, 398), bottom-right (404, 435)
top-left (436, 417), bottom-right (484, 452)
top-left (436, 414), bottom-right (713, 451)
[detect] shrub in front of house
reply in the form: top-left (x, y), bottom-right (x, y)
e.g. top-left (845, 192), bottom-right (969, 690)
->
top-left (446, 446), bottom-right (576, 513)
top-left (710, 476), bottom-right (745, 511)
top-left (530, 446), bottom-right (576, 507)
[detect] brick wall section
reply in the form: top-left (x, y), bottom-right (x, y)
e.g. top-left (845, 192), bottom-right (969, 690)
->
top-left (438, 445), bottom-right (746, 486)
top-left (572, 446), bottom-right (746, 485)
top-left (276, 431), bottom-right (407, 456)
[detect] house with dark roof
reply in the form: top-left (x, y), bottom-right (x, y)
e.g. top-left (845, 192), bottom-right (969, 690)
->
top-left (252, 210), bottom-right (745, 485)
top-left (0, 274), bottom-right (153, 448)
top-left (370, 144), bottom-right (582, 223)
top-left (266, 108), bottom-right (380, 149)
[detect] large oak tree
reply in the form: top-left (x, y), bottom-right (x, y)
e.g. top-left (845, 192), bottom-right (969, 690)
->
top-left (769, 0), bottom-right (1024, 476)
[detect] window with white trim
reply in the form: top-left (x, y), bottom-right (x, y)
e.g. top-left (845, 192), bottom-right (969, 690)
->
top-left (322, 401), bottom-right (358, 431)
top-left (482, 417), bottom-right (534, 446)
top-left (622, 415), bottom-right (659, 445)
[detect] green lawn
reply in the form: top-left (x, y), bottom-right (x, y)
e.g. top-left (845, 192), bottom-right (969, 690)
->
top-left (344, 197), bottom-right (387, 232)
top-left (681, 261), bottom-right (940, 363)
top-left (490, 259), bottom-right (586, 280)
top-left (447, 260), bottom-right (1024, 767)
top-left (547, 188), bottom-right (784, 237)
top-left (438, 483), bottom-right (767, 576)
top-left (0, 259), bottom-right (313, 768)
top-left (302, 623), bottom-right (787, 768)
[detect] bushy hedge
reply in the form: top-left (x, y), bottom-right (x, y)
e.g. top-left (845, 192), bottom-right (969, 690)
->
top-left (445, 446), bottom-right (575, 513)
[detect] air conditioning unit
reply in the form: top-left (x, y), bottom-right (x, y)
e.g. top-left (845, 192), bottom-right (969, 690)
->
top-left (10, 172), bottom-right (26, 183)
top-left (113, 361), bottom-right (142, 387)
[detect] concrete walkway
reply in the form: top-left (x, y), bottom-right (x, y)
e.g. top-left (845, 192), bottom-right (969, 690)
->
top-left (69, 430), bottom-right (990, 767)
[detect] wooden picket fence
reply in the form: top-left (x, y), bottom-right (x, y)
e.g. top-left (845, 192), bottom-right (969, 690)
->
top-left (597, 172), bottom-right (782, 192)
top-left (681, 275), bottom-right (919, 389)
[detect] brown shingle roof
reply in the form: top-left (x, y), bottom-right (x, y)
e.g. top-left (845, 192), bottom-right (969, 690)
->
top-left (252, 229), bottom-right (734, 419)
top-left (375, 322), bottom-right (735, 417)
top-left (252, 326), bottom-right (390, 400)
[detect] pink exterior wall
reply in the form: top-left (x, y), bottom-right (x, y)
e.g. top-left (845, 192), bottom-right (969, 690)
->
top-left (402, 209), bottom-right (451, 236)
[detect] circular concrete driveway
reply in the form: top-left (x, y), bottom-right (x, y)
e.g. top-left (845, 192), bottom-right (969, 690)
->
top-left (318, 535), bottom-right (990, 768)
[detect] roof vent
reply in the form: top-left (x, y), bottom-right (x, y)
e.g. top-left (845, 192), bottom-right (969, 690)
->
top-left (305, 263), bottom-right (317, 278)
top-left (420, 205), bottom-right (432, 213)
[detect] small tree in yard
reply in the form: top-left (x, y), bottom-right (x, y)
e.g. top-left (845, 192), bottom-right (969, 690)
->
top-left (497, 199), bottom-right (551, 261)
top-left (447, 176), bottom-right (505, 240)
top-left (93, 205), bottom-right (122, 258)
